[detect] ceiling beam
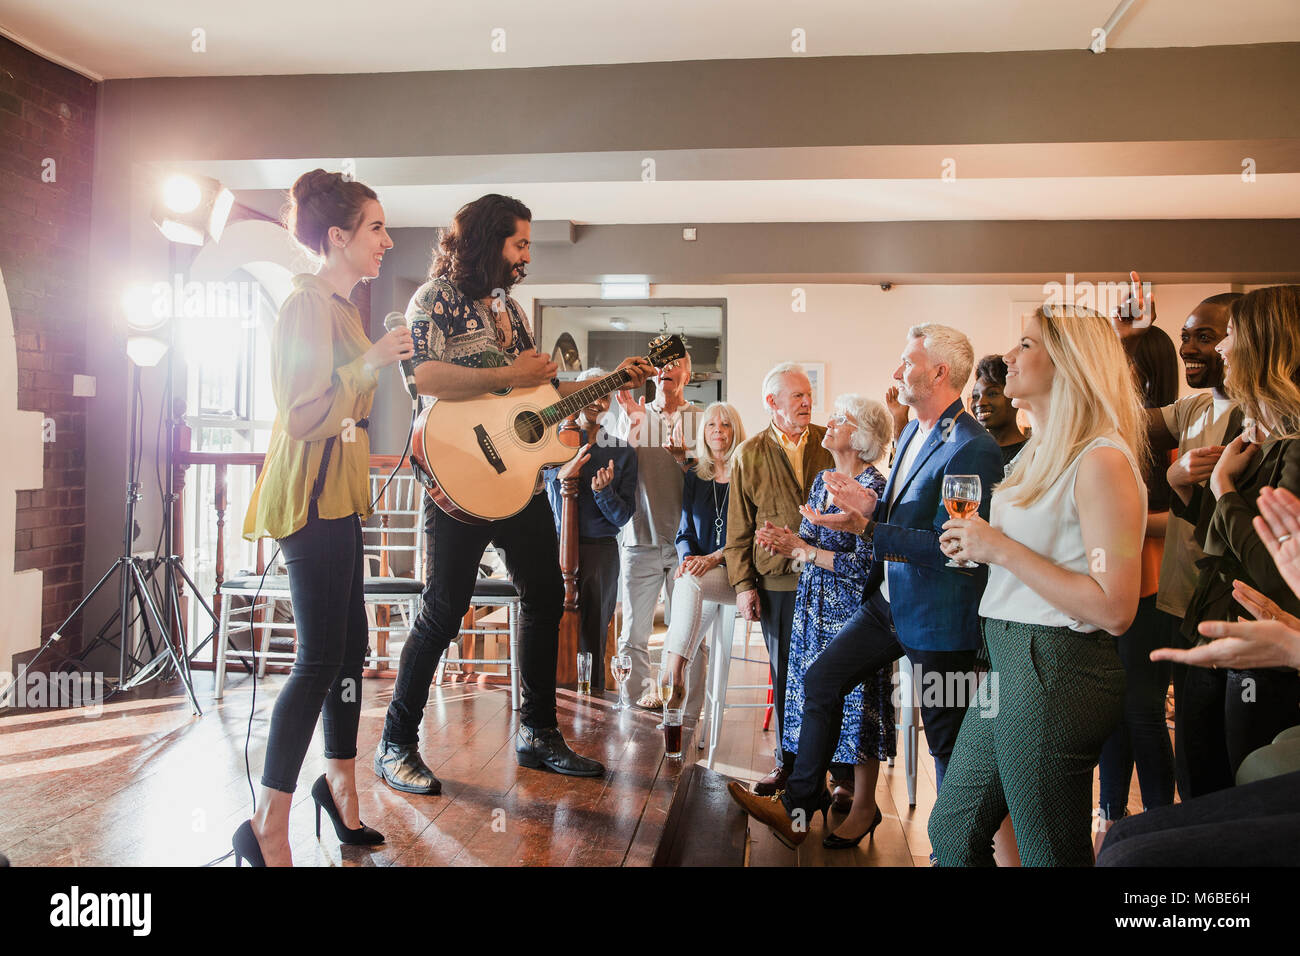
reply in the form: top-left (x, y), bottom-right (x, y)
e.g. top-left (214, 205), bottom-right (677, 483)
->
top-left (381, 219), bottom-right (1300, 286)
top-left (108, 44), bottom-right (1300, 162)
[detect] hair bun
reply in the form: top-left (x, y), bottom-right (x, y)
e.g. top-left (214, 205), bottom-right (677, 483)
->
top-left (292, 168), bottom-right (339, 204)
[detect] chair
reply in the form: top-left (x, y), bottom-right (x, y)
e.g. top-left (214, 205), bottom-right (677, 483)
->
top-left (212, 472), bottom-right (426, 700)
top-left (700, 606), bottom-right (783, 769)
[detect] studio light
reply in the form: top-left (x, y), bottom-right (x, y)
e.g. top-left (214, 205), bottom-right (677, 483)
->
top-left (151, 173), bottom-right (235, 246)
top-left (125, 334), bottom-right (169, 368)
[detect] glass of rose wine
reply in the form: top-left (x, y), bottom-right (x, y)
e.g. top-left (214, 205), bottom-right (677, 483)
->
top-left (942, 474), bottom-right (982, 568)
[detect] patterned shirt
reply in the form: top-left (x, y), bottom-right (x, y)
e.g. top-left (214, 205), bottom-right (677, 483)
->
top-left (407, 276), bottom-right (536, 375)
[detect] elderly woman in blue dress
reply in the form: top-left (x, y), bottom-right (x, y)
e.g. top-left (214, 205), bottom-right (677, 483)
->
top-left (756, 394), bottom-right (896, 849)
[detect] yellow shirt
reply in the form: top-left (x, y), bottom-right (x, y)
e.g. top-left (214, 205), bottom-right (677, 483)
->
top-left (242, 274), bottom-right (378, 541)
top-left (772, 423), bottom-right (809, 482)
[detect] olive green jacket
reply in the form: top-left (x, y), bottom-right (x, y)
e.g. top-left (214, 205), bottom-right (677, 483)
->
top-left (725, 424), bottom-right (834, 593)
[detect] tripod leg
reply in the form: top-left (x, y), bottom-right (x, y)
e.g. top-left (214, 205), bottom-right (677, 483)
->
top-left (166, 570), bottom-right (199, 693)
top-left (172, 559), bottom-right (223, 662)
top-left (127, 562), bottom-right (203, 716)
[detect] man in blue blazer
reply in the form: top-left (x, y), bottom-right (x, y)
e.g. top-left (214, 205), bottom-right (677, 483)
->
top-left (730, 324), bottom-right (1005, 845)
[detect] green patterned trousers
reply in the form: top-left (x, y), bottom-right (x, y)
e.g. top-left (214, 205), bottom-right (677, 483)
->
top-left (927, 616), bottom-right (1126, 866)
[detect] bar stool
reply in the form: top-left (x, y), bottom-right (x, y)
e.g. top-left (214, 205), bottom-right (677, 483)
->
top-left (699, 606), bottom-right (784, 769)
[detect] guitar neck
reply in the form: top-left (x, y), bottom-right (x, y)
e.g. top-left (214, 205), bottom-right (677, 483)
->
top-left (541, 368), bottom-right (634, 426)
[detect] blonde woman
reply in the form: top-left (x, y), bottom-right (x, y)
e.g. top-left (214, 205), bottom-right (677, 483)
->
top-left (931, 304), bottom-right (1149, 866)
top-left (660, 402), bottom-right (746, 717)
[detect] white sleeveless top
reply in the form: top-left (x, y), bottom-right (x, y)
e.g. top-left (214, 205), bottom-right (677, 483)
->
top-left (979, 435), bottom-right (1147, 631)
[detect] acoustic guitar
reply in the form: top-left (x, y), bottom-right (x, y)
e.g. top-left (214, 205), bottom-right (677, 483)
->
top-left (410, 335), bottom-right (687, 523)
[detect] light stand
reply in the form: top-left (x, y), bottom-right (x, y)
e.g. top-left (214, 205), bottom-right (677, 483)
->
top-left (14, 354), bottom-right (202, 715)
top-left (122, 242), bottom-right (222, 690)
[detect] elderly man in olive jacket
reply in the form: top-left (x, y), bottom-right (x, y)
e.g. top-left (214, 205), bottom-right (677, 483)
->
top-left (725, 362), bottom-right (834, 795)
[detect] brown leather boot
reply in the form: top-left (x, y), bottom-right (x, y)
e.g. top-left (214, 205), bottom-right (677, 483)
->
top-left (830, 777), bottom-right (855, 813)
top-left (752, 764), bottom-right (789, 796)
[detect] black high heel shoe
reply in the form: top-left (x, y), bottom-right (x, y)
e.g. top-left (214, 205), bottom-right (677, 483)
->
top-left (822, 806), bottom-right (883, 850)
top-left (311, 775), bottom-right (384, 846)
top-left (232, 820), bottom-right (266, 867)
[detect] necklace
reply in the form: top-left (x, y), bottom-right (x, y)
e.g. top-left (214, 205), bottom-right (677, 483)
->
top-left (710, 476), bottom-right (730, 547)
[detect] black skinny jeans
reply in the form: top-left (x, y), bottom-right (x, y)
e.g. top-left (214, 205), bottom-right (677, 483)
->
top-left (1178, 662), bottom-right (1300, 799)
top-left (383, 493), bottom-right (562, 743)
top-left (1097, 595), bottom-right (1177, 819)
top-left (261, 505), bottom-right (369, 794)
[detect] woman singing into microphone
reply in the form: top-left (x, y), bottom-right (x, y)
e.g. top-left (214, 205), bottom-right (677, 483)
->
top-left (235, 169), bottom-right (411, 866)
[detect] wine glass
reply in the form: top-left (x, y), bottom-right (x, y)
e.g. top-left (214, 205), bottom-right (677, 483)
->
top-left (942, 474), bottom-right (982, 568)
top-left (611, 654), bottom-right (632, 712)
top-left (655, 669), bottom-right (674, 730)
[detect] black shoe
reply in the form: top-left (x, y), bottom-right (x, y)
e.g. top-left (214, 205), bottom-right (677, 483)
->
top-left (311, 775), bottom-right (384, 846)
top-left (373, 739), bottom-right (442, 795)
top-left (232, 820), bottom-right (266, 867)
top-left (822, 807), bottom-right (883, 849)
top-left (515, 726), bottom-right (604, 777)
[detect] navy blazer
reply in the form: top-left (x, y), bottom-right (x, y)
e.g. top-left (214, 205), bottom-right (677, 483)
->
top-left (868, 398), bottom-right (1005, 652)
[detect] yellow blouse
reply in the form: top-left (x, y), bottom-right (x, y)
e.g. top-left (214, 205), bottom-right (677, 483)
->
top-left (242, 274), bottom-right (378, 541)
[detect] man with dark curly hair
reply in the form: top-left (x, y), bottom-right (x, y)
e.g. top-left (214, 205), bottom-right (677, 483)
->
top-left (374, 194), bottom-right (653, 793)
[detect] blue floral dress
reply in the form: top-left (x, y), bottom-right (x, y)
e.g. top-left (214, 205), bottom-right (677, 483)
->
top-left (782, 466), bottom-right (896, 764)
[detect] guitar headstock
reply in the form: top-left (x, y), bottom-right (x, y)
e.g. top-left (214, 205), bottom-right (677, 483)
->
top-left (648, 334), bottom-right (688, 371)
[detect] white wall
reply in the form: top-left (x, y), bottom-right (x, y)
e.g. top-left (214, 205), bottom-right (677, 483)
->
top-left (0, 266), bottom-right (48, 679)
top-left (517, 281), bottom-right (1235, 437)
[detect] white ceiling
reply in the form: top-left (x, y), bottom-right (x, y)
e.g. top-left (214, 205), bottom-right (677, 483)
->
top-left (3, 0), bottom-right (1299, 80)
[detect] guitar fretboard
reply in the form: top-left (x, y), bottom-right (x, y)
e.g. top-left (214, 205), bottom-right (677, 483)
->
top-left (540, 369), bottom-right (634, 425)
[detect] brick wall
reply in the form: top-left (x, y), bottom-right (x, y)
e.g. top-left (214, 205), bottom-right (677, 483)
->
top-left (0, 37), bottom-right (96, 647)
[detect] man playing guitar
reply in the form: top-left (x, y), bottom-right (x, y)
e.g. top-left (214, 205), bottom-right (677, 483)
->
top-left (375, 193), bottom-right (653, 792)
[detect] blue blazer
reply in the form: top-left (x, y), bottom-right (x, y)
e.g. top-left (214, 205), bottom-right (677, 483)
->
top-left (867, 398), bottom-right (1005, 652)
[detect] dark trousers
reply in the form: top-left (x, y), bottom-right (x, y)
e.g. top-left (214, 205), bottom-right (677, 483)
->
top-left (1097, 595), bottom-right (1176, 819)
top-left (384, 493), bottom-right (562, 743)
top-left (262, 506), bottom-right (368, 794)
top-left (785, 591), bottom-right (977, 810)
top-left (758, 587), bottom-right (796, 767)
top-left (1097, 769), bottom-right (1300, 866)
top-left (1178, 662), bottom-right (1300, 799)
top-left (577, 538), bottom-right (620, 695)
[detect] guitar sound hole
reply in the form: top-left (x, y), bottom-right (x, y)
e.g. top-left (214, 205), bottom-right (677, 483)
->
top-left (513, 411), bottom-right (546, 444)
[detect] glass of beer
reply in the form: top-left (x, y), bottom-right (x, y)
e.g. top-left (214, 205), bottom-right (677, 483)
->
top-left (662, 708), bottom-right (684, 759)
top-left (610, 654), bottom-right (632, 711)
top-left (942, 474), bottom-right (982, 568)
top-left (576, 651), bottom-right (592, 696)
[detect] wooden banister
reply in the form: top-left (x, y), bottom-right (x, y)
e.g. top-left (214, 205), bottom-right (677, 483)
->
top-left (556, 418), bottom-right (581, 686)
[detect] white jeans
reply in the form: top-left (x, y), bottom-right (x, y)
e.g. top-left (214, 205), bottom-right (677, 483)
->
top-left (663, 565), bottom-right (737, 662)
top-left (618, 541), bottom-right (704, 714)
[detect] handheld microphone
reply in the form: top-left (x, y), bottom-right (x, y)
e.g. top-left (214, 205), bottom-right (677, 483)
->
top-left (383, 311), bottom-right (419, 400)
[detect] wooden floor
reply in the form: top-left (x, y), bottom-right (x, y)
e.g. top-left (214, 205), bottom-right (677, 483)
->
top-left (0, 624), bottom-right (1149, 867)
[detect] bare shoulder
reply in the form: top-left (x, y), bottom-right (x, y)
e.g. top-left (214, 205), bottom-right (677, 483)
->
top-left (1076, 442), bottom-right (1141, 504)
